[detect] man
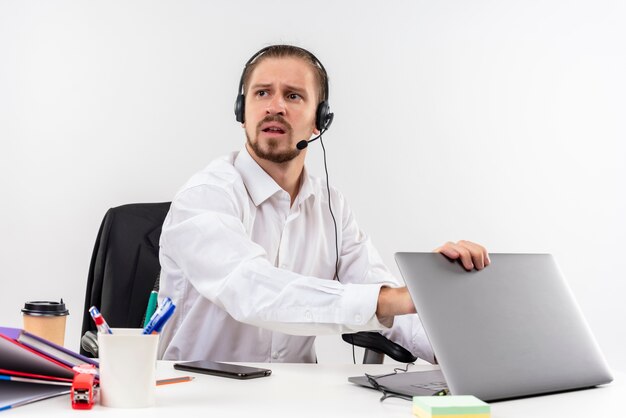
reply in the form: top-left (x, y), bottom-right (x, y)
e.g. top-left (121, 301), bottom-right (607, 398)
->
top-left (157, 45), bottom-right (489, 363)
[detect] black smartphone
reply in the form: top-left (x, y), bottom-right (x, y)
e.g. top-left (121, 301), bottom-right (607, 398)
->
top-left (173, 360), bottom-right (272, 380)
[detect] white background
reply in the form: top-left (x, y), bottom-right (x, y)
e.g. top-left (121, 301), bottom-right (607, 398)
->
top-left (1, 1), bottom-right (624, 370)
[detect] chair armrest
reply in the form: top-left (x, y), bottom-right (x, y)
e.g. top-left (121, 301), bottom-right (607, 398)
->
top-left (342, 332), bottom-right (417, 364)
top-left (81, 331), bottom-right (99, 358)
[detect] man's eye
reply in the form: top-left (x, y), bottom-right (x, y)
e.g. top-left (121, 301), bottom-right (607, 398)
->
top-left (256, 90), bottom-right (268, 97)
top-left (288, 93), bottom-right (301, 100)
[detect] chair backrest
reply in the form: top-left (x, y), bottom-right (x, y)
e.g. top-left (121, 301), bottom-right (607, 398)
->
top-left (80, 202), bottom-right (171, 356)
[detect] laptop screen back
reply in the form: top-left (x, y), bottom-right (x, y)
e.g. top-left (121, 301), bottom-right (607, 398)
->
top-left (395, 252), bottom-right (612, 401)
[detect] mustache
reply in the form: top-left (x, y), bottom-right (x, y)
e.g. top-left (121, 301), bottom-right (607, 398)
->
top-left (256, 115), bottom-right (292, 133)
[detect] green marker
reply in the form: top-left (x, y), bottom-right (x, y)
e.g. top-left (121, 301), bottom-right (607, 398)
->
top-left (143, 291), bottom-right (159, 328)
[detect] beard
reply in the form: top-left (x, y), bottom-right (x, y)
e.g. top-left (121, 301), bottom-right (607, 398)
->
top-left (246, 116), bottom-right (301, 164)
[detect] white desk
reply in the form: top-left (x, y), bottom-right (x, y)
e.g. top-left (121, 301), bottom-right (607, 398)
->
top-left (4, 361), bottom-right (622, 417)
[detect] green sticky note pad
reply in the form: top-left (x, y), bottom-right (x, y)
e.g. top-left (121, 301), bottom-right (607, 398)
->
top-left (413, 395), bottom-right (490, 416)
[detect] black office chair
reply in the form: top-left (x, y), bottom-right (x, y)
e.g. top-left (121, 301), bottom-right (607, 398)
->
top-left (80, 202), bottom-right (416, 364)
top-left (80, 202), bottom-right (170, 356)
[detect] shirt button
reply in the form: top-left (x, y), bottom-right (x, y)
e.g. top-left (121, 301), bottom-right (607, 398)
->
top-left (272, 351), bottom-right (279, 359)
top-left (355, 314), bottom-right (362, 323)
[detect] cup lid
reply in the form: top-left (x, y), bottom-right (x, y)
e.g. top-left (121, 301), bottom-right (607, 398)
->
top-left (22, 299), bottom-right (69, 316)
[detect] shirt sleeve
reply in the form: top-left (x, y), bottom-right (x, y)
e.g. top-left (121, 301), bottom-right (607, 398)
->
top-left (333, 191), bottom-right (436, 364)
top-left (380, 315), bottom-right (436, 364)
top-left (160, 183), bottom-right (386, 336)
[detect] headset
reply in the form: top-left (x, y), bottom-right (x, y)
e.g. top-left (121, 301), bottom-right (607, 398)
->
top-left (233, 45), bottom-right (340, 281)
top-left (233, 45), bottom-right (334, 138)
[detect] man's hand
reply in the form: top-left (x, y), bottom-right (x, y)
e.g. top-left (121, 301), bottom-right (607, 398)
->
top-left (376, 287), bottom-right (416, 328)
top-left (375, 241), bottom-right (489, 326)
top-left (434, 240), bottom-right (490, 271)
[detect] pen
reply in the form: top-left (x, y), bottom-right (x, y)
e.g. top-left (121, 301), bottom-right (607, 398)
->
top-left (143, 298), bottom-right (176, 335)
top-left (89, 306), bottom-right (112, 334)
top-left (150, 303), bottom-right (175, 334)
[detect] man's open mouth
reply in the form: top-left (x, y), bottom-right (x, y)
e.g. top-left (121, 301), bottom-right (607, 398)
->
top-left (262, 127), bottom-right (286, 134)
top-left (260, 122), bottom-right (289, 136)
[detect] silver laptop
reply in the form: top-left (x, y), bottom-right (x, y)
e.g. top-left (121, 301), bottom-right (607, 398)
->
top-left (350, 253), bottom-right (613, 401)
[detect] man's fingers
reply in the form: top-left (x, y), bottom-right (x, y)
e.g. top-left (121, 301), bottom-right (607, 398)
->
top-left (434, 243), bottom-right (459, 259)
top-left (437, 242), bottom-right (474, 270)
top-left (453, 244), bottom-right (474, 271)
top-left (459, 240), bottom-right (485, 270)
top-left (459, 241), bottom-right (491, 270)
top-left (435, 241), bottom-right (491, 271)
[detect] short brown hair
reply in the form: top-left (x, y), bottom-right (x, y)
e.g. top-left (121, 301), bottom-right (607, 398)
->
top-left (241, 45), bottom-right (329, 104)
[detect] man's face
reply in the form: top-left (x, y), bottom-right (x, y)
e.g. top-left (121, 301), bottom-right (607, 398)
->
top-left (243, 57), bottom-right (320, 164)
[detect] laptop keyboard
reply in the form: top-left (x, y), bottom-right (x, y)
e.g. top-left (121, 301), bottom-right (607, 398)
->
top-left (410, 381), bottom-right (448, 391)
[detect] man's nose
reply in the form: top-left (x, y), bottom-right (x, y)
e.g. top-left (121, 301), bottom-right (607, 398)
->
top-left (266, 94), bottom-right (286, 115)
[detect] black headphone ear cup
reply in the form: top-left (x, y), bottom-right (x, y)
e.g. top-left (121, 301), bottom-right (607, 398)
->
top-left (316, 101), bottom-right (330, 131)
top-left (234, 94), bottom-right (245, 123)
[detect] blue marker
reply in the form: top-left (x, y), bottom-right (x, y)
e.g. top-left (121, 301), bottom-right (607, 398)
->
top-left (143, 298), bottom-right (176, 335)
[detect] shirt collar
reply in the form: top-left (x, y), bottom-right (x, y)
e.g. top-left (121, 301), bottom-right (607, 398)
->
top-left (295, 166), bottom-right (315, 206)
top-left (234, 147), bottom-right (316, 208)
top-left (235, 147), bottom-right (282, 206)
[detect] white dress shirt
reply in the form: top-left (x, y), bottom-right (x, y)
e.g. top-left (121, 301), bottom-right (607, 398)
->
top-left (157, 148), bottom-right (434, 363)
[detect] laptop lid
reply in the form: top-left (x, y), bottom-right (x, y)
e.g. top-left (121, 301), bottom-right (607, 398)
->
top-left (394, 252), bottom-right (612, 401)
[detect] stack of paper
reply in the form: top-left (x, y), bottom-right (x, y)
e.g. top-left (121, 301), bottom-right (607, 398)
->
top-left (412, 395), bottom-right (490, 418)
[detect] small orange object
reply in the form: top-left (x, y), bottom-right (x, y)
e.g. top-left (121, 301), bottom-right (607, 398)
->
top-left (71, 364), bottom-right (97, 410)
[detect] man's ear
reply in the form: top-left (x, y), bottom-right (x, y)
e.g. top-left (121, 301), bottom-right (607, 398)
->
top-left (312, 127), bottom-right (320, 135)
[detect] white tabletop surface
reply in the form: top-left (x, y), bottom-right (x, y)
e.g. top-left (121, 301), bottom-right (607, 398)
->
top-left (3, 361), bottom-right (621, 417)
